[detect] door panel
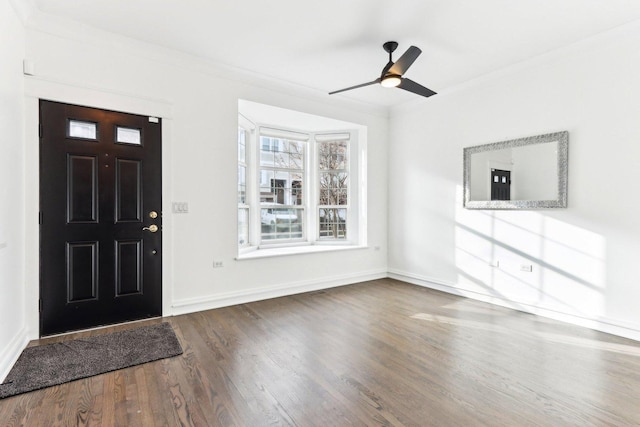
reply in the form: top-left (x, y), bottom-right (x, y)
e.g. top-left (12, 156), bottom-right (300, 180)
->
top-left (66, 241), bottom-right (99, 302)
top-left (40, 100), bottom-right (162, 336)
top-left (116, 159), bottom-right (142, 222)
top-left (67, 155), bottom-right (98, 223)
top-left (491, 169), bottom-right (511, 201)
top-left (116, 240), bottom-right (143, 296)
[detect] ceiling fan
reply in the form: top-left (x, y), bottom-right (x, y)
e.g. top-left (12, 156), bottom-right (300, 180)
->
top-left (329, 41), bottom-right (437, 98)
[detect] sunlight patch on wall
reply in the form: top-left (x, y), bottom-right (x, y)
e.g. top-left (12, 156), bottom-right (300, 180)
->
top-left (453, 185), bottom-right (606, 318)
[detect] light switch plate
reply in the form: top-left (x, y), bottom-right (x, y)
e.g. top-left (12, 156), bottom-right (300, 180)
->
top-left (172, 202), bottom-right (189, 213)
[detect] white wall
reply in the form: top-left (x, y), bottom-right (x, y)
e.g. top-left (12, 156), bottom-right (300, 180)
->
top-left (388, 21), bottom-right (640, 341)
top-left (0, 0), bottom-right (27, 380)
top-left (20, 14), bottom-right (389, 337)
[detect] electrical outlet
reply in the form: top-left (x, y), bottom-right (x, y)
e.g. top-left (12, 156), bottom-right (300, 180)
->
top-left (213, 260), bottom-right (224, 268)
top-left (520, 264), bottom-right (533, 272)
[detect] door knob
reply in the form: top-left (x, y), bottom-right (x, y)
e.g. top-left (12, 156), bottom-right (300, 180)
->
top-left (143, 224), bottom-right (159, 233)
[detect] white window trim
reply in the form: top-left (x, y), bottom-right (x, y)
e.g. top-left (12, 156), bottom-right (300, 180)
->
top-left (238, 115), bottom-right (255, 249)
top-left (237, 123), bottom-right (365, 259)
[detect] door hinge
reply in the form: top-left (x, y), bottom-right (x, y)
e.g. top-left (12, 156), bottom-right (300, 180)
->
top-left (39, 211), bottom-right (42, 225)
top-left (39, 123), bottom-right (43, 138)
top-left (39, 299), bottom-right (42, 312)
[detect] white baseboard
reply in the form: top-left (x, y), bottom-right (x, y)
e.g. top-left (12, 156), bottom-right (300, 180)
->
top-left (388, 269), bottom-right (640, 342)
top-left (0, 326), bottom-right (28, 383)
top-left (170, 268), bottom-right (388, 316)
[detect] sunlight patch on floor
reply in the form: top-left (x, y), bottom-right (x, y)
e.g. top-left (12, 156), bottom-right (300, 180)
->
top-left (411, 312), bottom-right (640, 356)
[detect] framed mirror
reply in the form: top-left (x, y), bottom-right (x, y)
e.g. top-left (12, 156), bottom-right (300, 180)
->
top-left (463, 131), bottom-right (568, 209)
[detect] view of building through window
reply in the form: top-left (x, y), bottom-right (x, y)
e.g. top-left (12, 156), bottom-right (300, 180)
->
top-left (259, 136), bottom-right (305, 240)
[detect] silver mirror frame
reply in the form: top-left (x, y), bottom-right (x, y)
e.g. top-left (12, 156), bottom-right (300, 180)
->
top-left (463, 131), bottom-right (568, 209)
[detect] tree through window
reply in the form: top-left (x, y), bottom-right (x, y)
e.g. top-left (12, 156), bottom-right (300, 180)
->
top-left (318, 139), bottom-right (348, 239)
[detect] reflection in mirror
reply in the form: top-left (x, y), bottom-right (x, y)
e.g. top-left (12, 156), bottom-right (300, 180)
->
top-left (463, 131), bottom-right (568, 209)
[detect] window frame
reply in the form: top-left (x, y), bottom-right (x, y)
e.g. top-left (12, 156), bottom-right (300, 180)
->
top-left (237, 124), bottom-right (251, 248)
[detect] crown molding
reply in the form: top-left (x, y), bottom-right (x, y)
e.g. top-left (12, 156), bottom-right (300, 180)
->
top-left (390, 17), bottom-right (640, 118)
top-left (24, 10), bottom-right (389, 120)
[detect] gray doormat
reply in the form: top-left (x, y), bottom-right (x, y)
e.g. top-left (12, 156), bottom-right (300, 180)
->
top-left (0, 322), bottom-right (183, 399)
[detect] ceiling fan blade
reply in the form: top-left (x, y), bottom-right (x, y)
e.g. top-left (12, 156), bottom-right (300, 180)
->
top-left (389, 46), bottom-right (422, 75)
top-left (398, 78), bottom-right (437, 98)
top-left (329, 78), bottom-right (381, 95)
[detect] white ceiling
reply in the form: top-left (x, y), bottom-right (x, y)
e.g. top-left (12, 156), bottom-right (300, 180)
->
top-left (29, 0), bottom-right (640, 108)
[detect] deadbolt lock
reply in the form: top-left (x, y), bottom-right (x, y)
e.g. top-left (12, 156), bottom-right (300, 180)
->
top-left (149, 211), bottom-right (158, 219)
top-left (142, 224), bottom-right (159, 233)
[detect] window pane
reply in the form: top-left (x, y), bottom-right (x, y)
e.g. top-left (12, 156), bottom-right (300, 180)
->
top-left (261, 208), bottom-right (303, 240)
top-left (318, 140), bottom-right (348, 170)
top-left (289, 141), bottom-right (304, 169)
top-left (337, 189), bottom-right (348, 205)
top-left (275, 152), bottom-right (289, 169)
top-left (116, 127), bottom-right (141, 145)
top-left (261, 136), bottom-right (272, 151)
top-left (260, 150), bottom-right (274, 167)
top-left (291, 174), bottom-right (303, 205)
top-left (319, 208), bottom-right (347, 239)
top-left (69, 120), bottom-right (97, 140)
top-left (238, 208), bottom-right (249, 246)
top-left (319, 172), bottom-right (348, 205)
top-left (319, 189), bottom-right (329, 205)
top-left (238, 166), bottom-right (246, 204)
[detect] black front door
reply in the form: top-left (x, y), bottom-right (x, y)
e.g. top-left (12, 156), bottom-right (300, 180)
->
top-left (491, 169), bottom-right (511, 201)
top-left (39, 100), bottom-right (162, 336)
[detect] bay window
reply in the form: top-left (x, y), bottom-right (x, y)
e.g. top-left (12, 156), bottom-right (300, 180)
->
top-left (238, 124), bottom-right (362, 253)
top-left (237, 102), bottom-right (365, 256)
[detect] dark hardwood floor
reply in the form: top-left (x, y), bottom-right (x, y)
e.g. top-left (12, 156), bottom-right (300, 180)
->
top-left (2, 278), bottom-right (640, 426)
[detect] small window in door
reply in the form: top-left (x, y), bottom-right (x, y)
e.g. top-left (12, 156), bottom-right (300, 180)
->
top-left (68, 119), bottom-right (98, 140)
top-left (116, 126), bottom-right (142, 145)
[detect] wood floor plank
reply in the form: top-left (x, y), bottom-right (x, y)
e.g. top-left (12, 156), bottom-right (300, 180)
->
top-left (2, 279), bottom-right (640, 426)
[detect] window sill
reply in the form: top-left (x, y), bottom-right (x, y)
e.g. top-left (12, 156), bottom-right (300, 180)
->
top-left (236, 244), bottom-right (368, 260)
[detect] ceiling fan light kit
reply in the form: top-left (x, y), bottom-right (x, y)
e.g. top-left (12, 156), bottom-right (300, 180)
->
top-left (381, 75), bottom-right (401, 87)
top-left (329, 41), bottom-right (437, 98)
